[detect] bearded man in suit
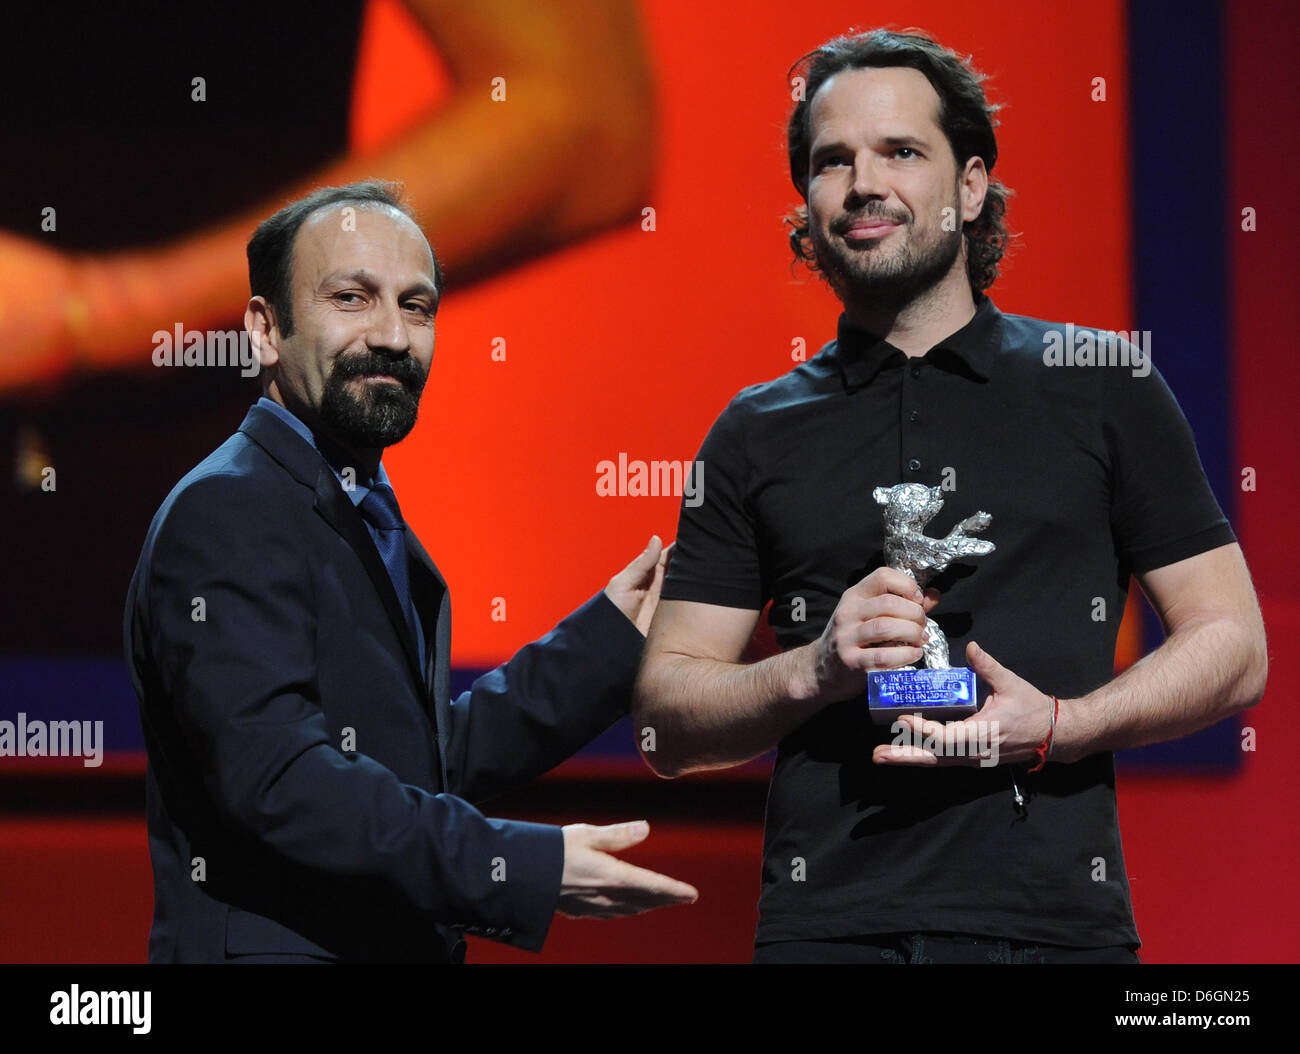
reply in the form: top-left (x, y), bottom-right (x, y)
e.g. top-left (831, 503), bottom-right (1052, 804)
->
top-left (124, 180), bottom-right (696, 963)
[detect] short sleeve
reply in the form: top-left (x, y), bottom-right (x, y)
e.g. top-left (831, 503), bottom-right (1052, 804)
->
top-left (662, 396), bottom-right (766, 609)
top-left (1103, 361), bottom-right (1236, 575)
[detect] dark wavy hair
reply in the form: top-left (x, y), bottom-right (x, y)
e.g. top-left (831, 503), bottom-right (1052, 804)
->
top-left (785, 28), bottom-right (1013, 293)
top-left (247, 179), bottom-right (440, 337)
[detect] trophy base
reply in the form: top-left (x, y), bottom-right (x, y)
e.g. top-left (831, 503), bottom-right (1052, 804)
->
top-left (867, 667), bottom-right (978, 726)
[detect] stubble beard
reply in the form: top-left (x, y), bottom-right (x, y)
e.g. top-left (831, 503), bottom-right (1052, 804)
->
top-left (319, 351), bottom-right (427, 452)
top-left (812, 203), bottom-right (965, 313)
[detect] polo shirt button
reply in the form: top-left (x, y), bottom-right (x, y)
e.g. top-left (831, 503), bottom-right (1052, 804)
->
top-left (910, 364), bottom-right (922, 378)
top-left (909, 409), bottom-right (919, 422)
top-left (908, 458), bottom-right (921, 471)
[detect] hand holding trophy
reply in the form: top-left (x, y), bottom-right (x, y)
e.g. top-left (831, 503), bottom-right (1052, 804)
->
top-left (866, 483), bottom-right (995, 724)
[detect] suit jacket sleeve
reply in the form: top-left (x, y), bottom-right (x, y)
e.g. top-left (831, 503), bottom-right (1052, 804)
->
top-left (142, 475), bottom-right (563, 952)
top-left (445, 590), bottom-right (646, 806)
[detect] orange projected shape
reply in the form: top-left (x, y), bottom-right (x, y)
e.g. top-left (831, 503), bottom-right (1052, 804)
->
top-left (1114, 579), bottom-right (1145, 674)
top-left (350, 0), bottom-right (450, 153)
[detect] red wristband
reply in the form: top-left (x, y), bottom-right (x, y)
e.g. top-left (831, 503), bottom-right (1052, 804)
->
top-left (1028, 695), bottom-right (1059, 774)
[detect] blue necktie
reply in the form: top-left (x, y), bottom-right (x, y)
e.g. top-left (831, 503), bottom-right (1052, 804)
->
top-left (359, 482), bottom-right (420, 646)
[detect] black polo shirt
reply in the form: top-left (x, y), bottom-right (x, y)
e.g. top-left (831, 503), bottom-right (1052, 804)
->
top-left (662, 292), bottom-right (1234, 948)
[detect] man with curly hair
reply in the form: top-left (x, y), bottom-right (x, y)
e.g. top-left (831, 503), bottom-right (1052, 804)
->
top-left (634, 29), bottom-right (1266, 963)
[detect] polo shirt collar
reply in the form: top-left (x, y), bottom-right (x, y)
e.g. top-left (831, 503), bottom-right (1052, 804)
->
top-left (835, 292), bottom-right (1003, 387)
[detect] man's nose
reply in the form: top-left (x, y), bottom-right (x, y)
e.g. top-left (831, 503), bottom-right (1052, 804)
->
top-left (847, 151), bottom-right (889, 203)
top-left (365, 297), bottom-right (411, 354)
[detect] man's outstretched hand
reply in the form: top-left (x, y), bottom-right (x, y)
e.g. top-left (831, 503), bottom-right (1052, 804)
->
top-left (605, 536), bottom-right (672, 635)
top-left (558, 820), bottom-right (698, 919)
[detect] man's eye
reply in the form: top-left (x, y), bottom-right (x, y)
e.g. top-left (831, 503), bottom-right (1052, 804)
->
top-left (335, 292), bottom-right (365, 304)
top-left (894, 147), bottom-right (918, 159)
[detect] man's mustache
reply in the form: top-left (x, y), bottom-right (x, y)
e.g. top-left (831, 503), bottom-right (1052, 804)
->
top-left (330, 353), bottom-right (427, 394)
top-left (831, 207), bottom-right (911, 235)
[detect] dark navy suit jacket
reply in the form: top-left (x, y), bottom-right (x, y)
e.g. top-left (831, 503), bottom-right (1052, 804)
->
top-left (123, 403), bottom-right (643, 962)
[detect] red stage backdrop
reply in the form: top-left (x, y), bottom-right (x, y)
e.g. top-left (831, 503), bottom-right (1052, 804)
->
top-left (2, 0), bottom-right (1296, 966)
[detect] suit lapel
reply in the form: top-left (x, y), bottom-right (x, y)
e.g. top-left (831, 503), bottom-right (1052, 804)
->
top-left (239, 402), bottom-right (443, 773)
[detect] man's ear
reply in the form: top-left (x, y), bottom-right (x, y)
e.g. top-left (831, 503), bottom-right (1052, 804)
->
top-left (960, 156), bottom-right (989, 225)
top-left (244, 296), bottom-right (281, 372)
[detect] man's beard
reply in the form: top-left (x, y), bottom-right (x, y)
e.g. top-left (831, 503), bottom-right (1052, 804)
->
top-left (319, 351), bottom-right (427, 451)
top-left (813, 203), bottom-right (963, 311)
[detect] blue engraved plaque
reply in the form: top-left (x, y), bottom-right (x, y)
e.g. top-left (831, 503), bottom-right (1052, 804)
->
top-left (867, 668), bottom-right (978, 724)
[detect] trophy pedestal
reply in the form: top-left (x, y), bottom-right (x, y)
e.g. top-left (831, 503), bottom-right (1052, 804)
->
top-left (867, 668), bottom-right (979, 725)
